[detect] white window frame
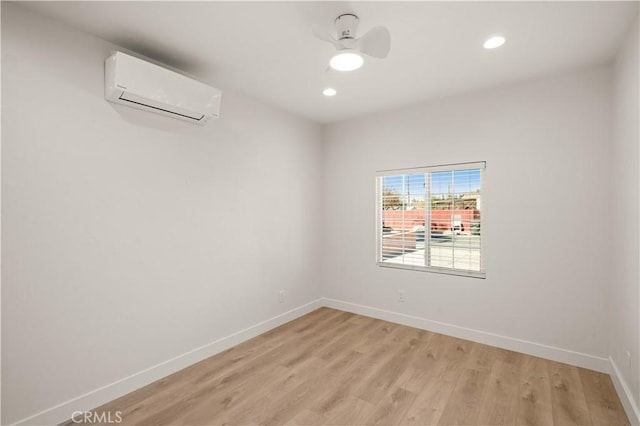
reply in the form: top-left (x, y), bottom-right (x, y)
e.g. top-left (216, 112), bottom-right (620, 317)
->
top-left (375, 161), bottom-right (486, 279)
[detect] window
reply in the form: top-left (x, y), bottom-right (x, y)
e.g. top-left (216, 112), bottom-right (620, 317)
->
top-left (376, 162), bottom-right (485, 278)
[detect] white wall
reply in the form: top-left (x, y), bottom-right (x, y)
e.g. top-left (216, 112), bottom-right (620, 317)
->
top-left (610, 16), bottom-right (640, 413)
top-left (1, 3), bottom-right (322, 424)
top-left (321, 66), bottom-right (613, 362)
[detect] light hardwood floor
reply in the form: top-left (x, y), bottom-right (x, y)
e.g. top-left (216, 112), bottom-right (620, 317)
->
top-left (76, 308), bottom-right (629, 425)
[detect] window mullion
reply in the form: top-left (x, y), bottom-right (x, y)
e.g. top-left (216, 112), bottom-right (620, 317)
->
top-left (425, 172), bottom-right (431, 268)
top-left (451, 172), bottom-right (456, 269)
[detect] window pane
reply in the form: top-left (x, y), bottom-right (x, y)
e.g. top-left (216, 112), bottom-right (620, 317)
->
top-left (428, 169), bottom-right (481, 271)
top-left (381, 174), bottom-right (425, 267)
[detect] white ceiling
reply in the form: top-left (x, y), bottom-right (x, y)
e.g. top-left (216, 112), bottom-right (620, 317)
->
top-left (18, 1), bottom-right (639, 123)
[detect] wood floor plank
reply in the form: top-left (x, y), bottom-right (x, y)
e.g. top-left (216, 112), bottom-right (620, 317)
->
top-left (578, 367), bottom-right (630, 425)
top-left (279, 312), bottom-right (355, 369)
top-left (440, 336), bottom-right (477, 380)
top-left (180, 357), bottom-right (321, 425)
top-left (549, 363), bottom-right (592, 425)
top-left (283, 409), bottom-right (327, 426)
top-left (421, 331), bottom-right (450, 362)
top-left (476, 357), bottom-right (522, 425)
top-left (355, 326), bottom-right (426, 404)
top-left (396, 332), bottom-right (448, 393)
top-left (309, 376), bottom-right (355, 419)
top-left (516, 356), bottom-right (554, 426)
top-left (322, 395), bottom-right (376, 425)
top-left (437, 367), bottom-right (491, 425)
top-left (229, 355), bottom-right (332, 425)
top-left (366, 386), bottom-right (417, 425)
top-left (466, 341), bottom-right (499, 372)
top-left (316, 315), bottom-right (381, 362)
top-left (352, 319), bottom-right (403, 353)
top-left (253, 371), bottom-right (336, 426)
top-left (402, 375), bottom-right (459, 425)
top-left (337, 342), bottom-right (394, 386)
top-left (73, 308), bottom-right (629, 426)
top-left (309, 340), bottom-right (407, 420)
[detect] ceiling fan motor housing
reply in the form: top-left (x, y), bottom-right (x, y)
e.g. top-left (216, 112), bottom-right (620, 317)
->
top-left (334, 14), bottom-right (360, 40)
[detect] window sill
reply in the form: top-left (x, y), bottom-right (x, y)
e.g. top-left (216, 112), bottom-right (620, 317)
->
top-left (377, 261), bottom-right (486, 279)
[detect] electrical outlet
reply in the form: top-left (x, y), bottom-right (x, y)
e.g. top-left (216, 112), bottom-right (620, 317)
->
top-left (398, 290), bottom-right (405, 302)
top-left (626, 351), bottom-right (632, 369)
top-left (278, 290), bottom-right (284, 303)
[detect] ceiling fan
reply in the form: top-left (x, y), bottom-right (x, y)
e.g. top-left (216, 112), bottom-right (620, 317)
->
top-left (313, 13), bottom-right (391, 71)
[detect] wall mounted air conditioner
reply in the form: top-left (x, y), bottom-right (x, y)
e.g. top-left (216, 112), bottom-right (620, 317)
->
top-left (105, 51), bottom-right (221, 125)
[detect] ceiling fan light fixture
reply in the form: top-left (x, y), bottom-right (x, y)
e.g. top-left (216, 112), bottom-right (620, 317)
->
top-left (322, 88), bottom-right (337, 97)
top-left (483, 36), bottom-right (506, 49)
top-left (329, 50), bottom-right (364, 71)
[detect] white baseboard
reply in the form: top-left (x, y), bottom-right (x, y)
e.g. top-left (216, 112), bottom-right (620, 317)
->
top-left (609, 356), bottom-right (640, 425)
top-left (321, 297), bottom-right (610, 373)
top-left (12, 299), bottom-right (323, 426)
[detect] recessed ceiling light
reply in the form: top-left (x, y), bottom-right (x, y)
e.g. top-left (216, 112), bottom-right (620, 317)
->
top-left (329, 50), bottom-right (364, 71)
top-left (323, 88), bottom-right (337, 97)
top-left (483, 36), bottom-right (506, 49)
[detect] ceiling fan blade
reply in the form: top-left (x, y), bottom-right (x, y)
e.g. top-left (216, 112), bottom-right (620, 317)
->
top-left (357, 26), bottom-right (391, 58)
top-left (312, 25), bottom-right (341, 49)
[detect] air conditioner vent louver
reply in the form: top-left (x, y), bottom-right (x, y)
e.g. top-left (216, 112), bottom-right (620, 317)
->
top-left (105, 51), bottom-right (221, 125)
top-left (117, 92), bottom-right (205, 121)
